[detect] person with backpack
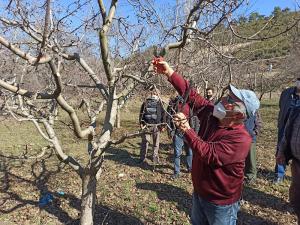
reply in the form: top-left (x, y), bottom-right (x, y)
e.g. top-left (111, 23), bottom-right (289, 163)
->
top-left (167, 94), bottom-right (192, 178)
top-left (139, 87), bottom-right (166, 165)
top-left (167, 93), bottom-right (200, 179)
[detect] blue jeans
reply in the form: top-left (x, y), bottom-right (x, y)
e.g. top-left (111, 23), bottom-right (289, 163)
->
top-left (275, 128), bottom-right (286, 179)
top-left (173, 132), bottom-right (192, 174)
top-left (191, 193), bottom-right (240, 225)
top-left (275, 161), bottom-right (286, 179)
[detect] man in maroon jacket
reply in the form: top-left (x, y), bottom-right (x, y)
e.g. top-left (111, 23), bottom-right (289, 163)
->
top-left (153, 60), bottom-right (260, 225)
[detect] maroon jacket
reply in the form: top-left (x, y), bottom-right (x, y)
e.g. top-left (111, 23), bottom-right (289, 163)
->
top-left (169, 72), bottom-right (252, 205)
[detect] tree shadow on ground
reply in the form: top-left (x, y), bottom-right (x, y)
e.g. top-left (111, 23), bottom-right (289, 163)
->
top-left (135, 182), bottom-right (281, 225)
top-left (257, 167), bottom-right (291, 182)
top-left (60, 192), bottom-right (144, 225)
top-left (0, 153), bottom-right (144, 225)
top-left (136, 182), bottom-right (191, 216)
top-left (238, 210), bottom-right (279, 225)
top-left (243, 186), bottom-right (292, 213)
top-left (105, 146), bottom-right (173, 175)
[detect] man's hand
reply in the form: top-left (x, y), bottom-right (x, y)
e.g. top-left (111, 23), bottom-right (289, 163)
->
top-left (140, 124), bottom-right (146, 130)
top-left (276, 151), bottom-right (286, 165)
top-left (152, 58), bottom-right (174, 78)
top-left (173, 112), bottom-right (191, 133)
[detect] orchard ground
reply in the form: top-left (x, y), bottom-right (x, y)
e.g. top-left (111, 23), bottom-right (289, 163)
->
top-left (0, 98), bottom-right (297, 225)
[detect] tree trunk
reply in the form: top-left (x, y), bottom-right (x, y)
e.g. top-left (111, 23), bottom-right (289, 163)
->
top-left (80, 172), bottom-right (96, 225)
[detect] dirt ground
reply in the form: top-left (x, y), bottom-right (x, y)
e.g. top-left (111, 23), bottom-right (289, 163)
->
top-left (0, 100), bottom-right (297, 224)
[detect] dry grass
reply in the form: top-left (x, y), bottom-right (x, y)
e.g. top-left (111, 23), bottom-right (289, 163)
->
top-left (0, 99), bottom-right (297, 225)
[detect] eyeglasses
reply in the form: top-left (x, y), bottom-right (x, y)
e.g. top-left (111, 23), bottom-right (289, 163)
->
top-left (226, 95), bottom-right (235, 104)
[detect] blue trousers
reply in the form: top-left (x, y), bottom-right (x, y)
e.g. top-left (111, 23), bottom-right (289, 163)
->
top-left (191, 193), bottom-right (240, 225)
top-left (173, 133), bottom-right (192, 174)
top-left (275, 128), bottom-right (286, 179)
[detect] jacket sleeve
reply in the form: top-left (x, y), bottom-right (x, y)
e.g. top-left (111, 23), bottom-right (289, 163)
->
top-left (277, 88), bottom-right (292, 144)
top-left (169, 72), bottom-right (214, 117)
top-left (139, 102), bottom-right (145, 125)
top-left (184, 128), bottom-right (251, 166)
top-left (166, 100), bottom-right (173, 127)
top-left (254, 111), bottom-right (262, 135)
top-left (278, 121), bottom-right (289, 164)
top-left (160, 101), bottom-right (166, 124)
top-left (278, 135), bottom-right (287, 156)
top-left (277, 90), bottom-right (285, 129)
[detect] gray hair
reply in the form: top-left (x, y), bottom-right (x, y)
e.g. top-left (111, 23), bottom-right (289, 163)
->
top-left (233, 102), bottom-right (247, 119)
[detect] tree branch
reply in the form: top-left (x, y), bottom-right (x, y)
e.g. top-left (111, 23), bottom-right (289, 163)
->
top-left (0, 36), bottom-right (52, 65)
top-left (42, 120), bottom-right (84, 176)
top-left (98, 0), bottom-right (118, 85)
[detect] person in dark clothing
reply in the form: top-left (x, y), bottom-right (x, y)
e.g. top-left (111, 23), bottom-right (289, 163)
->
top-left (274, 77), bottom-right (300, 183)
top-left (139, 88), bottom-right (166, 165)
top-left (153, 60), bottom-right (259, 225)
top-left (244, 110), bottom-right (262, 184)
top-left (277, 104), bottom-right (300, 225)
top-left (167, 94), bottom-right (198, 178)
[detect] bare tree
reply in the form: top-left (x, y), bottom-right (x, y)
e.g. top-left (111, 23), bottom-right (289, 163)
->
top-left (0, 0), bottom-right (200, 224)
top-left (1, 0), bottom-right (297, 224)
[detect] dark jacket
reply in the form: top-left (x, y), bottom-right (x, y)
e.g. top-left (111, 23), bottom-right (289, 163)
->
top-left (277, 87), bottom-right (298, 143)
top-left (166, 96), bottom-right (200, 137)
top-left (169, 72), bottom-right (252, 205)
top-left (279, 106), bottom-right (300, 164)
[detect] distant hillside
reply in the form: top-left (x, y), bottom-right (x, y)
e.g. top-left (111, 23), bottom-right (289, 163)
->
top-left (212, 7), bottom-right (299, 61)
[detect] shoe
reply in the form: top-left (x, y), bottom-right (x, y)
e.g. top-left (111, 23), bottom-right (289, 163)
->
top-left (273, 177), bottom-right (284, 184)
top-left (172, 173), bottom-right (180, 179)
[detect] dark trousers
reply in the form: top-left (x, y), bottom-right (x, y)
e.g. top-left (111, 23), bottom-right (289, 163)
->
top-left (245, 142), bottom-right (257, 180)
top-left (290, 159), bottom-right (300, 225)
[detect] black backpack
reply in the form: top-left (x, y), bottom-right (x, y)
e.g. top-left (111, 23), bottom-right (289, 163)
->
top-left (143, 97), bottom-right (161, 124)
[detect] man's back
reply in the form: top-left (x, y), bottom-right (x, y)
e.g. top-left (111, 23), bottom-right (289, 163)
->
top-left (140, 96), bottom-right (163, 125)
